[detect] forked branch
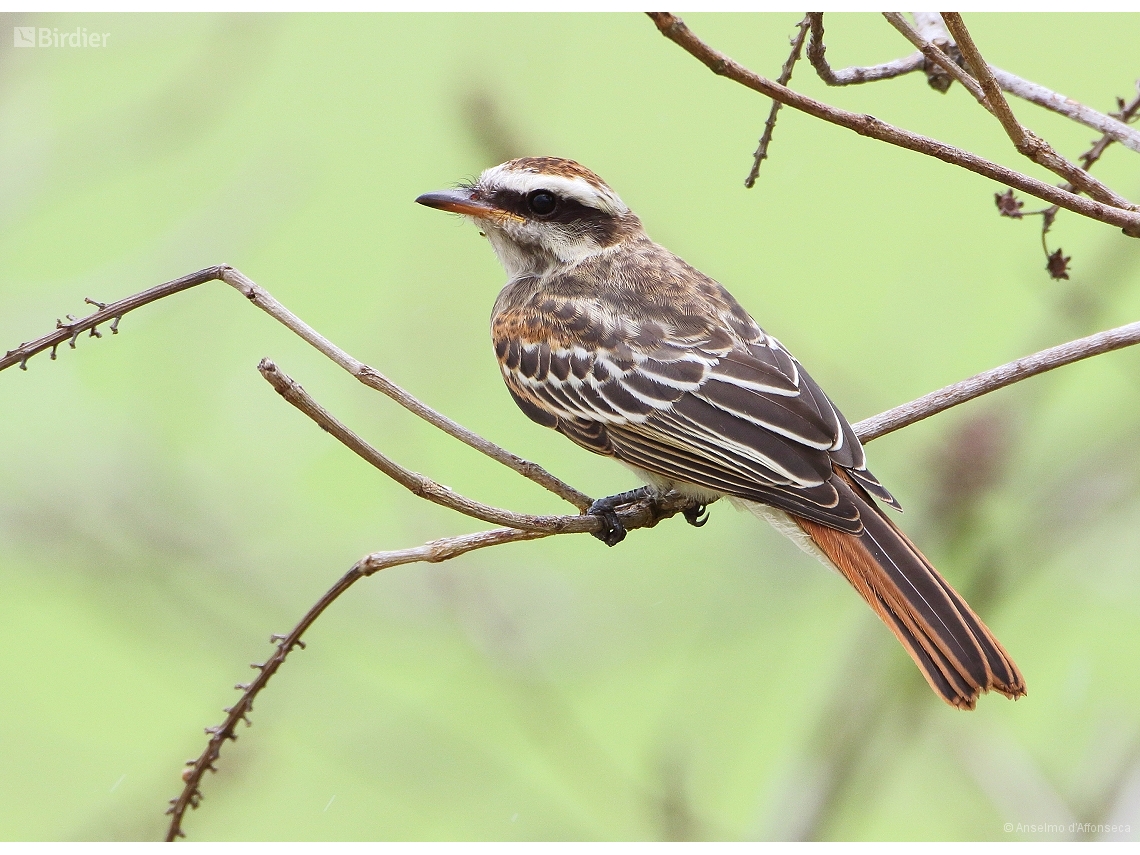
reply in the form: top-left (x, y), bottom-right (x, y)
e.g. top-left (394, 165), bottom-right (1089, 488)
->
top-left (648, 12), bottom-right (1140, 236)
top-left (936, 13), bottom-right (1132, 208)
top-left (0, 266), bottom-right (590, 510)
top-left (806, 13), bottom-right (925, 87)
top-left (806, 13), bottom-right (1140, 155)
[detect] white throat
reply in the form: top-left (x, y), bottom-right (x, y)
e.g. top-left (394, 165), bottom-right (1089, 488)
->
top-left (482, 221), bottom-right (612, 279)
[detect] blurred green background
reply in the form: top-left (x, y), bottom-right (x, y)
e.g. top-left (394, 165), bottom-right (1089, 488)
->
top-left (1, 12), bottom-right (1138, 842)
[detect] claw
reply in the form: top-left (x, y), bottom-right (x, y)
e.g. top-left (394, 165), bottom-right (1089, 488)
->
top-left (683, 503), bottom-right (710, 528)
top-left (586, 486), bottom-right (653, 547)
top-left (587, 503), bottom-right (627, 547)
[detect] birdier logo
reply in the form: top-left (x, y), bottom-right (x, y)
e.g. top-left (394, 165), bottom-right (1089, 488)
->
top-left (13, 26), bottom-right (109, 48)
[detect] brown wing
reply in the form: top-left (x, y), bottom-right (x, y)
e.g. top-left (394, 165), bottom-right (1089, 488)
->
top-left (493, 299), bottom-right (897, 532)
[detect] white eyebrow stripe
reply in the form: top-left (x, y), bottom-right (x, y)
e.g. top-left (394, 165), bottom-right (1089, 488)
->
top-left (479, 165), bottom-right (628, 215)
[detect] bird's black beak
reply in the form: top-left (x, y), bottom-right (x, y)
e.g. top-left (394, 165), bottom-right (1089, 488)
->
top-left (415, 188), bottom-right (522, 222)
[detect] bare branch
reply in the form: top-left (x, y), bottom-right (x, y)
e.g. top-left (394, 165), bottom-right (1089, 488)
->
top-left (745, 15), bottom-right (811, 188)
top-left (853, 319), bottom-right (1140, 442)
top-left (996, 85), bottom-right (1140, 277)
top-left (0, 266), bottom-right (591, 510)
top-left (881, 12), bottom-right (985, 101)
top-left (645, 13), bottom-right (1140, 236)
top-left (805, 13), bottom-right (925, 88)
top-left (990, 67), bottom-right (1140, 155)
top-left (258, 358), bottom-right (699, 535)
top-left (814, 13), bottom-right (1140, 154)
top-left (911, 13), bottom-right (1140, 153)
top-left (259, 358), bottom-right (588, 531)
top-left (164, 524), bottom-right (550, 840)
top-left (1077, 83), bottom-right (1140, 173)
top-left (220, 268), bottom-right (591, 509)
top-left (938, 13), bottom-right (1132, 208)
top-left (0, 265), bottom-right (228, 372)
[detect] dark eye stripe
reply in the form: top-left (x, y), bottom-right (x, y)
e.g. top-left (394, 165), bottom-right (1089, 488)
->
top-left (488, 188), bottom-right (625, 245)
top-left (491, 189), bottom-right (578, 218)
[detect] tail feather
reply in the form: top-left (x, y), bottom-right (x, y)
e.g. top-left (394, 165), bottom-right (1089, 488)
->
top-left (876, 588), bottom-right (979, 703)
top-left (791, 470), bottom-right (1025, 710)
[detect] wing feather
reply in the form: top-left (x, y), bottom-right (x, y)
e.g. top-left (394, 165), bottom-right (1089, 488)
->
top-left (695, 377), bottom-right (836, 449)
top-left (494, 307), bottom-right (896, 528)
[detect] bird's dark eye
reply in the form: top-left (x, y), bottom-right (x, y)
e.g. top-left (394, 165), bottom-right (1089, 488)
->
top-left (527, 190), bottom-right (557, 216)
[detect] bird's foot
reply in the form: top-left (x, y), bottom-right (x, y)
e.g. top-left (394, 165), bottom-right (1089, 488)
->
top-left (682, 502), bottom-right (710, 528)
top-left (586, 486), bottom-right (655, 547)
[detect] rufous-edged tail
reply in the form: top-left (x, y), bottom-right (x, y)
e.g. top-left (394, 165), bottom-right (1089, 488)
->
top-left (793, 470), bottom-right (1025, 710)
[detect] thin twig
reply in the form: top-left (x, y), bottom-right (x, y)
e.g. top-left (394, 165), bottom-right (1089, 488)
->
top-left (990, 66), bottom-right (1140, 155)
top-left (909, 12), bottom-right (1140, 154)
top-left (999, 83), bottom-right (1140, 277)
top-left (164, 525), bottom-right (549, 840)
top-left (817, 12), bottom-right (1140, 153)
top-left (0, 266), bottom-right (591, 509)
top-left (806, 13), bottom-right (925, 87)
top-left (881, 12), bottom-right (985, 101)
top-left (936, 13), bottom-right (1132, 209)
top-left (0, 265), bottom-right (227, 372)
top-left (221, 268), bottom-right (591, 509)
top-left (645, 13), bottom-right (1140, 237)
top-left (745, 15), bottom-right (810, 188)
top-left (1077, 83), bottom-right (1140, 173)
top-left (937, 14), bottom-right (1025, 144)
top-left (852, 319), bottom-right (1140, 442)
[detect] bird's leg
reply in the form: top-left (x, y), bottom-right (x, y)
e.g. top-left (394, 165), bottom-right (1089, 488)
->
top-left (586, 486), bottom-right (655, 547)
top-left (588, 489), bottom-right (715, 545)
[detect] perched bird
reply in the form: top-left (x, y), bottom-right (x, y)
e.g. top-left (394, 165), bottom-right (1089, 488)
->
top-left (416, 156), bottom-right (1025, 710)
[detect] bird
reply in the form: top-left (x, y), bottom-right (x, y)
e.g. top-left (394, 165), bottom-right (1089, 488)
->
top-left (415, 156), bottom-right (1025, 710)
